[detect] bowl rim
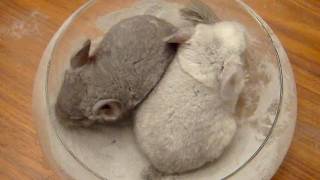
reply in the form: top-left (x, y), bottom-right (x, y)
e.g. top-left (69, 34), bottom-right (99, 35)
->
top-left (44, 0), bottom-right (284, 179)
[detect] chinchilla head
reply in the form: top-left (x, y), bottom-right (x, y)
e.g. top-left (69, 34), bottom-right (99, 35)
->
top-left (55, 40), bottom-right (126, 127)
top-left (165, 0), bottom-right (247, 113)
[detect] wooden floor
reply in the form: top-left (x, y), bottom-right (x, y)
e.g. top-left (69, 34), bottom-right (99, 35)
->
top-left (0, 0), bottom-right (319, 179)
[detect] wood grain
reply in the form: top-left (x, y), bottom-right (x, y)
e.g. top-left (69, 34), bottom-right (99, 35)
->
top-left (0, 0), bottom-right (319, 179)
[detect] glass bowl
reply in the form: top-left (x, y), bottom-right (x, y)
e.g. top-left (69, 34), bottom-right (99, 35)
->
top-left (32, 0), bottom-right (297, 180)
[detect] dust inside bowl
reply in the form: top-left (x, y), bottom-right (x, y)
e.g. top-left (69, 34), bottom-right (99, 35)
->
top-left (36, 0), bottom-right (291, 180)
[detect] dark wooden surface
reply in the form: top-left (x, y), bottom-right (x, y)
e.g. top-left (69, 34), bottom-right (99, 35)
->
top-left (0, 0), bottom-right (319, 179)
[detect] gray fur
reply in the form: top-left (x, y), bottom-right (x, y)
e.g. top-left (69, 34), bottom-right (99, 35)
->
top-left (56, 15), bottom-right (177, 127)
top-left (180, 0), bottom-right (218, 25)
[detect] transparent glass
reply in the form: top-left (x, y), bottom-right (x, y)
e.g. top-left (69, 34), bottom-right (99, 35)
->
top-left (42, 0), bottom-right (283, 179)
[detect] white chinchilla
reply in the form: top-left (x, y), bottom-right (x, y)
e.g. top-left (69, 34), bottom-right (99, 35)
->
top-left (135, 0), bottom-right (247, 175)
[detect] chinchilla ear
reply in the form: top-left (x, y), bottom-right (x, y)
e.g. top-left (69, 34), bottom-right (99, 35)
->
top-left (70, 40), bottom-right (92, 69)
top-left (180, 0), bottom-right (218, 25)
top-left (163, 27), bottom-right (194, 44)
top-left (219, 56), bottom-right (245, 110)
top-left (92, 99), bottom-right (123, 122)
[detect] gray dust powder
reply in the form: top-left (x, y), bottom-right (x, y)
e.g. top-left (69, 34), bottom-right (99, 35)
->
top-left (51, 1), bottom-right (285, 180)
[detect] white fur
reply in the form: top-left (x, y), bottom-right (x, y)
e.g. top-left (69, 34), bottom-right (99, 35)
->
top-left (179, 22), bottom-right (246, 90)
top-left (135, 21), bottom-right (247, 174)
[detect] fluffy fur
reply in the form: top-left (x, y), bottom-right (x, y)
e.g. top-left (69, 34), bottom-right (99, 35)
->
top-left (56, 15), bottom-right (177, 127)
top-left (180, 0), bottom-right (218, 24)
top-left (134, 1), bottom-right (247, 174)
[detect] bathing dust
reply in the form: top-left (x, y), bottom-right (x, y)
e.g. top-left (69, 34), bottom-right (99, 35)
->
top-left (52, 1), bottom-right (282, 179)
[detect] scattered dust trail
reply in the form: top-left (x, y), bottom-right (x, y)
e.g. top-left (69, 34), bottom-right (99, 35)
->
top-left (0, 11), bottom-right (48, 39)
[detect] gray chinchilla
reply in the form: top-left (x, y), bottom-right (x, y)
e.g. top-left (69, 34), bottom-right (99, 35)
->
top-left (55, 15), bottom-right (178, 127)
